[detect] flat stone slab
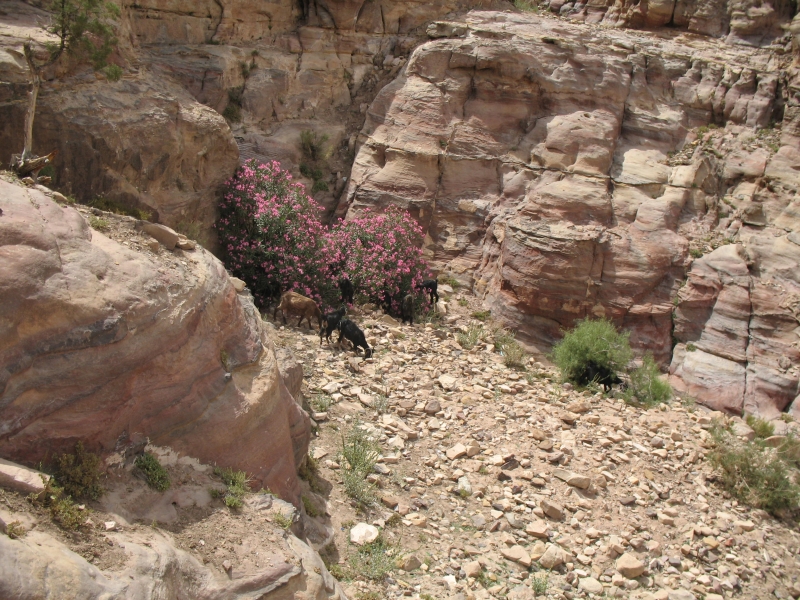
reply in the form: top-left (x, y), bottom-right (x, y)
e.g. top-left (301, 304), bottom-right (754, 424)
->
top-left (0, 458), bottom-right (49, 494)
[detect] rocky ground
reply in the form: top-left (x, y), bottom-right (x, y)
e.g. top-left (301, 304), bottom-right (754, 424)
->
top-left (270, 291), bottom-right (800, 600)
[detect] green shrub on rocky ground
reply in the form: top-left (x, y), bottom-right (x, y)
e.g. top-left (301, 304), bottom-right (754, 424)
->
top-left (551, 318), bottom-right (633, 386)
top-left (624, 354), bottom-right (672, 407)
top-left (708, 426), bottom-right (800, 515)
top-left (339, 420), bottom-right (380, 507)
top-left (213, 467), bottom-right (250, 509)
top-left (135, 453), bottom-right (170, 492)
top-left (54, 441), bottom-right (104, 500)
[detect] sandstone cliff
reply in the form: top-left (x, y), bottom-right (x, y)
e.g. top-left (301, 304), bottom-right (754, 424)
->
top-left (339, 10), bottom-right (800, 418)
top-left (0, 176), bottom-right (310, 502)
top-left (0, 1), bottom-right (239, 248)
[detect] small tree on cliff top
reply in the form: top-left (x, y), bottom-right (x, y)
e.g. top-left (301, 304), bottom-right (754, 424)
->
top-left (12, 0), bottom-right (120, 177)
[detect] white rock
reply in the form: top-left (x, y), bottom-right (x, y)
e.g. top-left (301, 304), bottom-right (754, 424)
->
top-left (350, 523), bottom-right (379, 546)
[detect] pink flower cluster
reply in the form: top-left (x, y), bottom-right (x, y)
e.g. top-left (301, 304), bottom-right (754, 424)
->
top-left (216, 159), bottom-right (430, 311)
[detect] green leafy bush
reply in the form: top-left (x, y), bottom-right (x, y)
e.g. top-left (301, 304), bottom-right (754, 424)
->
top-left (135, 453), bottom-right (170, 491)
top-left (708, 426), bottom-right (799, 515)
top-left (624, 354), bottom-right (671, 407)
top-left (551, 318), bottom-right (632, 385)
top-left (55, 441), bottom-right (104, 500)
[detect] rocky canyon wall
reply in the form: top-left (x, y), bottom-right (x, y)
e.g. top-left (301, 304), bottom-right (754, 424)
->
top-left (0, 2), bottom-right (239, 248)
top-left (339, 10), bottom-right (800, 419)
top-left (0, 178), bottom-right (310, 503)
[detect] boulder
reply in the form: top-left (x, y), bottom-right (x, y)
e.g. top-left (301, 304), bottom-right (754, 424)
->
top-left (0, 182), bottom-right (309, 503)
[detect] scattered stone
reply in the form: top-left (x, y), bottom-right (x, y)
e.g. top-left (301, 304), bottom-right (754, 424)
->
top-left (0, 459), bottom-right (50, 495)
top-left (398, 554), bottom-right (422, 571)
top-left (424, 399), bottom-right (442, 415)
top-left (540, 499), bottom-right (565, 520)
top-left (350, 523), bottom-right (379, 546)
top-left (539, 544), bottom-right (565, 569)
top-left (616, 553), bottom-right (645, 578)
top-left (446, 443), bottom-right (467, 460)
top-left (579, 577), bottom-right (604, 594)
top-left (502, 545), bottom-right (532, 567)
top-left (463, 560), bottom-right (482, 578)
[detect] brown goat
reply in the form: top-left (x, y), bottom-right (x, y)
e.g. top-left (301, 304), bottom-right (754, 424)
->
top-left (273, 291), bottom-right (323, 329)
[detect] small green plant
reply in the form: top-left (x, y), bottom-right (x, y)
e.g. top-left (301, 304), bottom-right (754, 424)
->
top-left (357, 592), bottom-right (382, 600)
top-left (135, 453), bottom-right (170, 492)
top-left (300, 130), bottom-right (331, 162)
top-left (439, 139), bottom-right (448, 149)
top-left (83, 196), bottom-right (151, 219)
top-left (302, 495), bottom-right (321, 518)
top-left (551, 318), bottom-right (632, 386)
top-left (458, 488), bottom-right (471, 499)
top-left (311, 179), bottom-right (329, 194)
top-left (708, 426), bottom-right (799, 515)
top-left (214, 467), bottom-right (249, 508)
top-left (50, 495), bottom-right (84, 530)
top-left (531, 572), bottom-right (549, 593)
top-left (339, 420), bottom-right (380, 506)
top-left (689, 248), bottom-right (704, 259)
top-left (471, 310), bottom-right (491, 321)
top-left (373, 394), bottom-right (389, 415)
top-left (513, 0), bottom-right (540, 11)
top-left (175, 219), bottom-right (203, 242)
top-left (88, 215), bottom-right (110, 231)
top-left (103, 64), bottom-right (122, 81)
top-left (493, 327), bottom-right (527, 368)
top-left (222, 103), bottom-right (242, 123)
top-left (54, 441), bottom-right (104, 500)
top-left (745, 414), bottom-right (775, 439)
top-left (220, 349), bottom-right (230, 371)
top-left (437, 273), bottom-right (459, 289)
top-left (348, 536), bottom-right (398, 581)
top-left (624, 354), bottom-right (671, 407)
top-left (686, 342), bottom-right (697, 352)
top-left (458, 297), bottom-right (469, 307)
top-left (311, 393), bottom-right (332, 412)
top-left (327, 563), bottom-right (348, 580)
top-left (273, 512), bottom-right (293, 529)
top-left (458, 323), bottom-right (486, 350)
top-left (386, 513), bottom-right (402, 527)
top-left (4, 521), bottom-right (25, 539)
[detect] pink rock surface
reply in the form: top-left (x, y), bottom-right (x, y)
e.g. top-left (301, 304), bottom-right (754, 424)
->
top-left (0, 180), bottom-right (309, 503)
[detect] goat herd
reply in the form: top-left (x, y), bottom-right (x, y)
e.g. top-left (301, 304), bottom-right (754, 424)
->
top-left (271, 277), bottom-right (441, 360)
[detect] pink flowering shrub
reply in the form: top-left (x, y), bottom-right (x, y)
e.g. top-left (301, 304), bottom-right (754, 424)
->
top-left (216, 159), bottom-right (327, 305)
top-left (324, 206), bottom-right (427, 312)
top-left (217, 160), bottom-right (430, 311)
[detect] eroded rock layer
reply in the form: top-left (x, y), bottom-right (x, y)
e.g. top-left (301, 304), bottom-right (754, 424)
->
top-left (0, 179), bottom-right (310, 502)
top-left (340, 11), bottom-right (800, 417)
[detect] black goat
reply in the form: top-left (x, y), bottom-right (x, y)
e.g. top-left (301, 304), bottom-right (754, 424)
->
top-left (401, 294), bottom-right (414, 325)
top-left (320, 306), bottom-right (347, 345)
top-left (418, 279), bottom-right (439, 304)
top-left (576, 360), bottom-right (623, 392)
top-left (337, 319), bottom-right (373, 358)
top-left (339, 277), bottom-right (354, 305)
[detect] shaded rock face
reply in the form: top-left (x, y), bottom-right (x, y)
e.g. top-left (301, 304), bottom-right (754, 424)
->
top-left (546, 0), bottom-right (794, 47)
top-left (0, 2), bottom-right (239, 249)
top-left (122, 0), bottom-right (504, 216)
top-left (340, 11), bottom-right (799, 416)
top-left (0, 180), bottom-right (310, 503)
